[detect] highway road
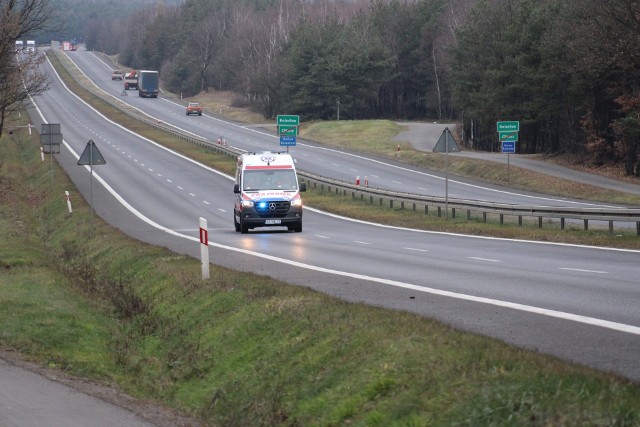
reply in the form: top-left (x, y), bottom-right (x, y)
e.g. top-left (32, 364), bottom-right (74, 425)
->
top-left (25, 50), bottom-right (640, 380)
top-left (65, 50), bottom-right (634, 212)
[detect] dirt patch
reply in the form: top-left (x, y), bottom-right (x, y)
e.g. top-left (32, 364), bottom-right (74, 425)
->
top-left (0, 348), bottom-right (203, 427)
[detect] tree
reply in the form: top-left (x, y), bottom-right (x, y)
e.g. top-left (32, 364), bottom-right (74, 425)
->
top-left (0, 0), bottom-right (53, 138)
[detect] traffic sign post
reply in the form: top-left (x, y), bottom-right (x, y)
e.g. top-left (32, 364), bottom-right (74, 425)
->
top-left (78, 140), bottom-right (106, 226)
top-left (499, 131), bottom-right (518, 142)
top-left (501, 141), bottom-right (516, 153)
top-left (277, 115), bottom-right (299, 126)
top-left (277, 115), bottom-right (299, 149)
top-left (280, 136), bottom-right (296, 146)
top-left (497, 121), bottom-right (519, 132)
top-left (278, 125), bottom-right (298, 136)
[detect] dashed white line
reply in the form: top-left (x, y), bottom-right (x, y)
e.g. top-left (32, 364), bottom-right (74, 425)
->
top-left (203, 201), bottom-right (210, 205)
top-left (354, 241), bottom-right (372, 245)
top-left (189, 192), bottom-right (196, 197)
top-left (468, 257), bottom-right (501, 263)
top-left (177, 186), bottom-right (183, 190)
top-left (218, 208), bottom-right (226, 212)
top-left (315, 235), bottom-right (330, 239)
top-left (166, 179), bottom-right (172, 183)
top-left (392, 180), bottom-right (402, 184)
top-left (404, 247), bottom-right (428, 252)
top-left (560, 268), bottom-right (607, 274)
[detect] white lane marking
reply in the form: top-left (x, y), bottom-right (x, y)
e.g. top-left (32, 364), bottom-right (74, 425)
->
top-left (177, 186), bottom-right (183, 190)
top-left (40, 55), bottom-right (640, 338)
top-left (166, 179), bottom-right (172, 183)
top-left (189, 192), bottom-right (196, 197)
top-left (218, 208), bottom-right (226, 212)
top-left (468, 257), bottom-right (501, 263)
top-left (315, 235), bottom-right (330, 239)
top-left (404, 247), bottom-right (428, 252)
top-left (392, 180), bottom-right (402, 184)
top-left (354, 241), bottom-right (372, 245)
top-left (203, 201), bottom-right (210, 205)
top-left (560, 268), bottom-right (608, 274)
top-left (417, 187), bottom-right (429, 191)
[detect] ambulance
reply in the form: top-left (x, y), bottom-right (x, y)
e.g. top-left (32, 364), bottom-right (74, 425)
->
top-left (233, 151), bottom-right (306, 233)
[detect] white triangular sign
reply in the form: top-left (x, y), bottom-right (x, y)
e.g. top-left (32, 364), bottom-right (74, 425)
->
top-left (433, 128), bottom-right (460, 153)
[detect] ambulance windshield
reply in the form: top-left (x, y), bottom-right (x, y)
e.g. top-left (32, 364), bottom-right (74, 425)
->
top-left (242, 170), bottom-right (297, 191)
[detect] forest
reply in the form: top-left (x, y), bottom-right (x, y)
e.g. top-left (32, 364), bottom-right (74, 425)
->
top-left (63, 0), bottom-right (640, 175)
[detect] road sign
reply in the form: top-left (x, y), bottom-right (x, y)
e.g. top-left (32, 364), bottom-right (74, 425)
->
top-left (78, 140), bottom-right (106, 165)
top-left (277, 115), bottom-right (299, 126)
top-left (502, 141), bottom-right (516, 153)
top-left (499, 131), bottom-right (518, 142)
top-left (432, 128), bottom-right (460, 153)
top-left (280, 136), bottom-right (296, 146)
top-left (497, 121), bottom-right (519, 132)
top-left (278, 125), bottom-right (298, 136)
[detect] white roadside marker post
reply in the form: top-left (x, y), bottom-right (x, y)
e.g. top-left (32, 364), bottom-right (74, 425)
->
top-left (199, 217), bottom-right (210, 280)
top-left (65, 191), bottom-right (72, 214)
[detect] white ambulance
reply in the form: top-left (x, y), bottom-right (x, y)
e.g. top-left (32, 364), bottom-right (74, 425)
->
top-left (233, 151), bottom-right (306, 233)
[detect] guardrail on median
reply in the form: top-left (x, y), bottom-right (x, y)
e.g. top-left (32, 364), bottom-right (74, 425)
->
top-left (51, 50), bottom-right (640, 236)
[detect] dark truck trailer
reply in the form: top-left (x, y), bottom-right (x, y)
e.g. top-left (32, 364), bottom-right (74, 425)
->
top-left (138, 70), bottom-right (159, 98)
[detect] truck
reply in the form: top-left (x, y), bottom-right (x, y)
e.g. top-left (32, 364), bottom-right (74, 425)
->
top-left (123, 70), bottom-right (138, 90)
top-left (26, 40), bottom-right (35, 52)
top-left (233, 151), bottom-right (306, 233)
top-left (62, 41), bottom-right (75, 51)
top-left (15, 40), bottom-right (23, 52)
top-left (137, 70), bottom-right (159, 98)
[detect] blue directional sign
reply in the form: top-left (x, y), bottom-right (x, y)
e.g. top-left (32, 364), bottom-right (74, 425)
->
top-left (280, 136), bottom-right (297, 146)
top-left (502, 141), bottom-right (516, 153)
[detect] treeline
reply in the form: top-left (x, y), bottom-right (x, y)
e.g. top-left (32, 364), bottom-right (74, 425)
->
top-left (86, 0), bottom-right (640, 176)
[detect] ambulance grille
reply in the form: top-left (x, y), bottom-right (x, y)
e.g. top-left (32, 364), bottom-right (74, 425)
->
top-left (255, 201), bottom-right (290, 218)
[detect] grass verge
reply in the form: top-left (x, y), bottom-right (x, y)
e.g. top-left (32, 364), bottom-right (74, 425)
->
top-left (48, 51), bottom-right (640, 248)
top-left (2, 113), bottom-right (640, 426)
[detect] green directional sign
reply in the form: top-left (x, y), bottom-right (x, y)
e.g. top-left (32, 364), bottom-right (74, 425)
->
top-left (499, 131), bottom-right (518, 142)
top-left (277, 115), bottom-right (299, 126)
top-left (278, 125), bottom-right (298, 136)
top-left (497, 121), bottom-right (519, 132)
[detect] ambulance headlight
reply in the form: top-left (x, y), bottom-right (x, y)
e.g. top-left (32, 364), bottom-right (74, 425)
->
top-left (290, 199), bottom-right (302, 207)
top-left (241, 200), bottom-right (254, 208)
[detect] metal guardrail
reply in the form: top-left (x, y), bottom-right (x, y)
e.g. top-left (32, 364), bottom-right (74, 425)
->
top-left (51, 50), bottom-right (640, 235)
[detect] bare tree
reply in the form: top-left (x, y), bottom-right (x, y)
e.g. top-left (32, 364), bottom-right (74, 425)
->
top-left (0, 0), bottom-right (53, 138)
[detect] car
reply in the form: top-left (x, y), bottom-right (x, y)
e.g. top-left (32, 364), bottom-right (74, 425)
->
top-left (111, 70), bottom-right (124, 80)
top-left (186, 102), bottom-right (203, 116)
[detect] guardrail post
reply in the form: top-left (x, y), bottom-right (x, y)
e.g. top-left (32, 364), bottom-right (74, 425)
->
top-left (584, 219), bottom-right (588, 230)
top-left (452, 208), bottom-right (456, 219)
top-left (467, 210), bottom-right (471, 220)
top-left (438, 206), bottom-right (442, 217)
top-left (637, 222), bottom-right (640, 236)
top-left (483, 212), bottom-right (486, 222)
top-left (390, 200), bottom-right (394, 209)
top-left (518, 216), bottom-right (522, 227)
top-left (370, 195), bottom-right (373, 204)
top-left (609, 221), bottom-right (613, 235)
top-left (425, 205), bottom-right (429, 214)
top-left (560, 218), bottom-right (565, 229)
top-left (500, 214), bottom-right (503, 225)
top-left (539, 217), bottom-right (543, 228)
top-left (401, 201), bottom-right (404, 210)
